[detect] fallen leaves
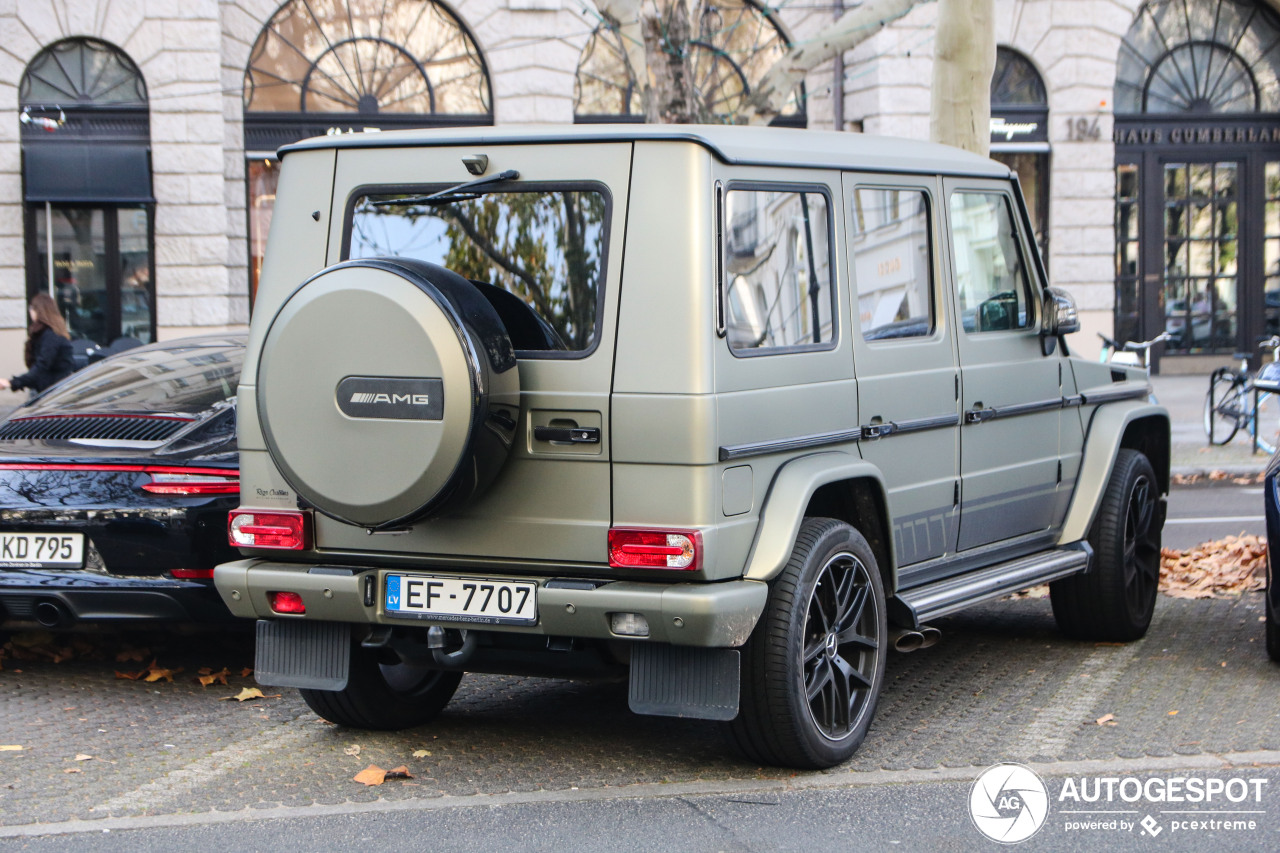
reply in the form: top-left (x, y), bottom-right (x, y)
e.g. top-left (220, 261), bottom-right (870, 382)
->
top-left (0, 745), bottom-right (22, 752)
top-left (115, 659), bottom-right (183, 682)
top-left (1160, 535), bottom-right (1267, 599)
top-left (1095, 713), bottom-right (1117, 727)
top-left (197, 667), bottom-right (230, 687)
top-left (352, 764), bottom-right (413, 786)
top-left (1172, 471), bottom-right (1265, 486)
top-left (344, 745), bottom-right (362, 756)
top-left (222, 687), bottom-right (269, 702)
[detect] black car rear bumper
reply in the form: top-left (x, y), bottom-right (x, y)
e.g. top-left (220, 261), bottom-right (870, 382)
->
top-left (0, 569), bottom-right (235, 627)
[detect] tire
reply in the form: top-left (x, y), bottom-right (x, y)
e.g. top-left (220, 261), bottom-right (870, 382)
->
top-left (300, 642), bottom-right (463, 730)
top-left (1051, 449), bottom-right (1161, 641)
top-left (1204, 369), bottom-right (1244, 445)
top-left (257, 258), bottom-right (520, 529)
top-left (728, 517), bottom-right (887, 769)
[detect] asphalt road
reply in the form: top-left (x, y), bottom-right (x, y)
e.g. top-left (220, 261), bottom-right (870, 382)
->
top-left (1164, 483), bottom-right (1268, 550)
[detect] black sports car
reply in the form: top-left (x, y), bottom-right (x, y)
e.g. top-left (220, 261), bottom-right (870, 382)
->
top-left (0, 334), bottom-right (243, 629)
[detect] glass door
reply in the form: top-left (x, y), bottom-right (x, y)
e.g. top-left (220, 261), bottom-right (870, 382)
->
top-left (28, 204), bottom-right (154, 346)
top-left (1161, 161), bottom-right (1240, 354)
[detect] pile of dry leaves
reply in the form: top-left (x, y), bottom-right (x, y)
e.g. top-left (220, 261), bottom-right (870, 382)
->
top-left (1160, 534), bottom-right (1268, 599)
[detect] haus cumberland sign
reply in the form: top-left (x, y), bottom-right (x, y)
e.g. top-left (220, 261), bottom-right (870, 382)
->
top-left (1113, 124), bottom-right (1280, 146)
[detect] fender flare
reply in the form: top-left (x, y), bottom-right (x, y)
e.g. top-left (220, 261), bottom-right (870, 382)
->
top-left (1058, 401), bottom-right (1170, 544)
top-left (742, 451), bottom-right (895, 587)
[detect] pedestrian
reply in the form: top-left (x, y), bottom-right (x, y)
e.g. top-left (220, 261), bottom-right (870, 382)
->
top-left (0, 292), bottom-right (75, 395)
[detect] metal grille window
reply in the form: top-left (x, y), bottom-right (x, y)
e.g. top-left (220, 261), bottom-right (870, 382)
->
top-left (573, 0), bottom-right (803, 124)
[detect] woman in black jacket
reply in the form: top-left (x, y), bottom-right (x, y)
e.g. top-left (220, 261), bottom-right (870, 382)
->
top-left (0, 292), bottom-right (74, 394)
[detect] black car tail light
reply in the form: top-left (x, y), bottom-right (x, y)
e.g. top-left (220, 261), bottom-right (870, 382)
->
top-left (0, 463), bottom-right (238, 495)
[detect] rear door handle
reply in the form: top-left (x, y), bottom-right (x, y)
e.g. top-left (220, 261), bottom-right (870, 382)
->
top-left (533, 426), bottom-right (600, 444)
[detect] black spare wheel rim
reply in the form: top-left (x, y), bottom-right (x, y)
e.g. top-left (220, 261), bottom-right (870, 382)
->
top-left (257, 258), bottom-right (519, 529)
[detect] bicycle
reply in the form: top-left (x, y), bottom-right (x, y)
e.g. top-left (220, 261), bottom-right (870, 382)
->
top-left (1098, 331), bottom-right (1171, 370)
top-left (1203, 336), bottom-right (1280, 454)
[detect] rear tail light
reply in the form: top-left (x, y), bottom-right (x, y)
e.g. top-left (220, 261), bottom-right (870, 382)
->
top-left (228, 510), bottom-right (310, 551)
top-left (171, 568), bottom-right (214, 579)
top-left (268, 590), bottom-right (306, 614)
top-left (141, 468), bottom-right (239, 495)
top-left (608, 528), bottom-right (701, 570)
top-left (0, 463), bottom-right (239, 495)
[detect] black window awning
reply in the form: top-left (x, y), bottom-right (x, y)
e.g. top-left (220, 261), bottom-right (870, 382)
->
top-left (23, 142), bottom-right (153, 203)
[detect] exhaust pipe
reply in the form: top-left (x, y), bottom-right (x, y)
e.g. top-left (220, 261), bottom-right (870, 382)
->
top-left (890, 628), bottom-right (925, 652)
top-left (890, 625), bottom-right (942, 652)
top-left (34, 599), bottom-right (71, 629)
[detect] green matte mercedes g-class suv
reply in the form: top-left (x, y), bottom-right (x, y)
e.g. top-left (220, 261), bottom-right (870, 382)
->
top-left (215, 125), bottom-right (1169, 769)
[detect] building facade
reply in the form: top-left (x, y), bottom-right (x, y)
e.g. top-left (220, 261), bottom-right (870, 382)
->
top-left (1, 0), bottom-right (1276, 392)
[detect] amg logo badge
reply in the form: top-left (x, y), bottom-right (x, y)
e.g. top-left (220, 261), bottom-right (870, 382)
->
top-left (337, 377), bottom-right (445, 421)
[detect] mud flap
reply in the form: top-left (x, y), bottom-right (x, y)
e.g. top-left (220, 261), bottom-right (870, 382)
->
top-left (628, 644), bottom-right (739, 721)
top-left (255, 619), bottom-right (350, 690)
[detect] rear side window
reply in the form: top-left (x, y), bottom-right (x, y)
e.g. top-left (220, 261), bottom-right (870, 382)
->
top-left (850, 188), bottom-right (933, 341)
top-left (949, 192), bottom-right (1034, 333)
top-left (723, 186), bottom-right (834, 354)
top-left (347, 187), bottom-right (609, 355)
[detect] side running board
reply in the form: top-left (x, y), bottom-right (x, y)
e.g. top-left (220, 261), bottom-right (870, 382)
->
top-left (890, 546), bottom-right (1091, 628)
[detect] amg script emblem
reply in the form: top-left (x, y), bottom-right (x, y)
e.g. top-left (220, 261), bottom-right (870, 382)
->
top-left (337, 377), bottom-right (444, 421)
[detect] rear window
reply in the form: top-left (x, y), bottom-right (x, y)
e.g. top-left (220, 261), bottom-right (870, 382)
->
top-left (347, 187), bottom-right (610, 355)
top-left (29, 339), bottom-right (243, 415)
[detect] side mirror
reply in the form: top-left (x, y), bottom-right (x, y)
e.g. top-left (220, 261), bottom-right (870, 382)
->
top-left (1042, 287), bottom-right (1080, 336)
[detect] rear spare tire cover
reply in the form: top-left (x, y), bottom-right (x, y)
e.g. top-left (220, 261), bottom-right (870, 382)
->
top-left (257, 258), bottom-right (519, 528)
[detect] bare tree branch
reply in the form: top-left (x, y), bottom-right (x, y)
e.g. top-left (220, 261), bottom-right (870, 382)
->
top-left (741, 0), bottom-right (930, 125)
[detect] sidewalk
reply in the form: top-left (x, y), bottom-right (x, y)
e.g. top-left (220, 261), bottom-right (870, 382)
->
top-left (1150, 373), bottom-right (1272, 477)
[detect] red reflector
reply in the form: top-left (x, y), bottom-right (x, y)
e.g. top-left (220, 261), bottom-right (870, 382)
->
top-left (228, 510), bottom-right (310, 551)
top-left (171, 568), bottom-right (215, 579)
top-left (608, 528), bottom-right (701, 570)
top-left (268, 591), bottom-right (306, 614)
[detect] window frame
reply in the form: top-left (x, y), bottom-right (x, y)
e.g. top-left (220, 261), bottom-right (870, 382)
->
top-left (848, 183), bottom-right (937, 344)
top-left (948, 189), bottom-right (1038, 336)
top-left (719, 180), bottom-right (839, 358)
top-left (341, 180), bottom-right (614, 360)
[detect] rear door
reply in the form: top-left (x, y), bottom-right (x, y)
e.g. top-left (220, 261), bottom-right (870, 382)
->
top-left (944, 178), bottom-right (1063, 551)
top-left (316, 142), bottom-right (632, 565)
top-left (843, 174), bottom-right (961, 568)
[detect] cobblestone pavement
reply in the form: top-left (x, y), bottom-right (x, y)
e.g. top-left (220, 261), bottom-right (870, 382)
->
top-left (1, 592), bottom-right (1276, 829)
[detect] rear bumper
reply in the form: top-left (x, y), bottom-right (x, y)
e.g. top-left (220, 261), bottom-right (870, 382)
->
top-left (214, 559), bottom-right (767, 648)
top-left (0, 569), bottom-right (235, 626)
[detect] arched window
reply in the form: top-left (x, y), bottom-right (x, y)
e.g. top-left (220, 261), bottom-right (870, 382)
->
top-left (989, 47), bottom-right (1049, 265)
top-left (244, 0), bottom-right (492, 149)
top-left (1115, 0), bottom-right (1280, 114)
top-left (21, 38), bottom-right (154, 346)
top-left (574, 0), bottom-right (804, 125)
top-left (243, 0), bottom-right (493, 302)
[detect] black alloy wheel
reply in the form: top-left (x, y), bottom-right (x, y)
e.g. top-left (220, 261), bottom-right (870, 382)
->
top-left (730, 517), bottom-right (886, 769)
top-left (1052, 449), bottom-right (1161, 641)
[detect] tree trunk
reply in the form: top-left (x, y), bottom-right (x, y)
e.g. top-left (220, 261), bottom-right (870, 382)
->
top-left (930, 0), bottom-right (995, 155)
top-left (642, 0), bottom-right (698, 123)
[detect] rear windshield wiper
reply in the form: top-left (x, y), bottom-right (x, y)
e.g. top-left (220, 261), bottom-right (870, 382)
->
top-left (372, 169), bottom-right (520, 207)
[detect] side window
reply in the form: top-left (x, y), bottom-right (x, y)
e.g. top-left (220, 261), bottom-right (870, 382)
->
top-left (949, 191), bottom-right (1033, 333)
top-left (851, 188), bottom-right (933, 340)
top-left (723, 186), bottom-right (834, 353)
